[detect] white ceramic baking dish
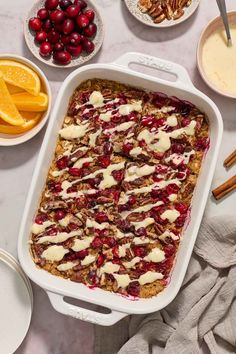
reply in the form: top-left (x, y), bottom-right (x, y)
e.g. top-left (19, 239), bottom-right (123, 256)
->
top-left (18, 52), bottom-right (223, 326)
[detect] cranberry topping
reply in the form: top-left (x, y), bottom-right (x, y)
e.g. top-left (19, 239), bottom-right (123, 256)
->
top-left (118, 204), bottom-right (130, 212)
top-left (195, 137), bottom-right (209, 151)
top-left (77, 249), bottom-right (89, 259)
top-left (175, 214), bottom-right (187, 228)
top-left (67, 186), bottom-right (77, 193)
top-left (128, 112), bottom-right (137, 121)
top-left (152, 92), bottom-right (168, 108)
top-left (48, 181), bottom-right (62, 193)
top-left (163, 244), bottom-right (176, 258)
top-left (95, 212), bottom-right (108, 223)
top-left (75, 196), bottom-right (87, 208)
top-left (172, 143), bottom-right (185, 154)
top-left (112, 170), bottom-right (124, 182)
top-left (67, 222), bottom-right (79, 231)
top-left (47, 227), bottom-right (58, 235)
top-left (68, 167), bottom-right (81, 176)
top-left (127, 281), bottom-right (140, 297)
top-left (91, 237), bottom-right (103, 249)
top-left (103, 142), bottom-right (113, 155)
top-left (54, 210), bottom-right (66, 220)
top-left (56, 156), bottom-right (69, 170)
top-left (80, 167), bottom-right (91, 177)
top-left (98, 155), bottom-right (110, 168)
top-left (181, 117), bottom-right (191, 127)
top-left (135, 227), bottom-right (147, 237)
top-left (166, 183), bottom-right (180, 195)
top-left (154, 118), bottom-right (166, 128)
top-left (122, 143), bottom-right (133, 155)
top-left (128, 195), bottom-right (136, 205)
top-left (96, 254), bottom-right (105, 267)
top-left (117, 219), bottom-right (132, 232)
top-left (35, 214), bottom-right (47, 224)
top-left (133, 246), bottom-right (147, 258)
top-left (142, 115), bottom-right (155, 127)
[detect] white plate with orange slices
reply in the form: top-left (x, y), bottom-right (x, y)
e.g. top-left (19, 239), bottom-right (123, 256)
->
top-left (0, 54), bottom-right (51, 146)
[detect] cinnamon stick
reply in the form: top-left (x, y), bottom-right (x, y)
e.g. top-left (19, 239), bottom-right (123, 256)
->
top-left (224, 149), bottom-right (236, 168)
top-left (212, 175), bottom-right (236, 200)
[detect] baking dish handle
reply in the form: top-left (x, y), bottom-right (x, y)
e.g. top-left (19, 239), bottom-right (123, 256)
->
top-left (47, 291), bottom-right (127, 326)
top-left (113, 52), bottom-right (194, 87)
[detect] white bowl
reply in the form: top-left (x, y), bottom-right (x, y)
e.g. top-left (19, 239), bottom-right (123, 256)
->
top-left (24, 0), bottom-right (104, 68)
top-left (124, 0), bottom-right (200, 28)
top-left (197, 11), bottom-right (236, 98)
top-left (0, 54), bottom-right (51, 146)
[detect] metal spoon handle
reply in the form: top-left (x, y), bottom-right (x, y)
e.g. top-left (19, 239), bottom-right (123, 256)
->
top-left (216, 0), bottom-right (232, 46)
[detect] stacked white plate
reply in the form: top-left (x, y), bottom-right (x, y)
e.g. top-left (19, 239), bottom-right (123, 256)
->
top-left (0, 249), bottom-right (33, 354)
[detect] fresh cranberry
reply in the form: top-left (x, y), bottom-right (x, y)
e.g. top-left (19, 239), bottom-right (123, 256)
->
top-left (81, 37), bottom-right (95, 53)
top-left (95, 212), bottom-right (108, 223)
top-left (172, 143), bottom-right (185, 154)
top-left (47, 30), bottom-right (60, 44)
top-left (155, 164), bottom-right (168, 174)
top-left (175, 203), bottom-right (188, 214)
top-left (152, 174), bottom-right (162, 183)
top-left (67, 222), bottom-right (79, 231)
top-left (118, 204), bottom-right (129, 212)
top-left (135, 227), bottom-right (147, 237)
top-left (128, 195), bottom-right (136, 205)
top-left (66, 4), bottom-right (80, 17)
top-left (35, 31), bottom-right (47, 43)
top-left (55, 210), bottom-right (66, 220)
top-left (42, 19), bottom-right (53, 32)
top-left (84, 23), bottom-right (97, 37)
top-left (37, 8), bottom-right (49, 20)
top-left (112, 170), bottom-right (124, 182)
top-left (175, 214), bottom-right (187, 228)
top-left (128, 112), bottom-right (137, 121)
top-left (54, 22), bottom-right (64, 32)
top-left (35, 214), bottom-right (47, 224)
top-left (142, 115), bottom-right (155, 127)
top-left (83, 8), bottom-right (94, 21)
top-left (61, 34), bottom-right (71, 44)
top-left (166, 183), bottom-right (179, 195)
top-left (122, 142), bottom-right (133, 155)
top-left (39, 42), bottom-right (53, 56)
top-left (98, 155), bottom-right (110, 168)
top-left (62, 18), bottom-right (75, 34)
top-left (181, 117), bottom-right (191, 127)
top-left (45, 0), bottom-right (59, 10)
top-left (133, 246), bottom-right (147, 258)
top-left (151, 188), bottom-right (161, 198)
top-left (29, 17), bottom-right (42, 31)
top-left (56, 156), bottom-right (69, 169)
top-left (50, 9), bottom-right (65, 23)
top-left (103, 141), bottom-right (113, 155)
top-left (77, 249), bottom-right (88, 259)
top-left (68, 167), bottom-right (81, 176)
top-left (164, 244), bottom-right (176, 257)
top-left (91, 237), bottom-right (103, 249)
top-left (53, 42), bottom-right (64, 51)
top-left (87, 177), bottom-right (101, 188)
top-left (75, 195), bottom-right (88, 208)
top-left (96, 254), bottom-right (104, 267)
top-left (127, 281), bottom-right (140, 297)
top-left (59, 0), bottom-right (72, 10)
top-left (69, 32), bottom-right (82, 45)
top-left (76, 13), bottom-right (89, 28)
top-left (74, 0), bottom-right (87, 9)
top-left (53, 50), bottom-right (72, 64)
top-left (66, 44), bottom-right (82, 56)
top-left (195, 137), bottom-right (209, 151)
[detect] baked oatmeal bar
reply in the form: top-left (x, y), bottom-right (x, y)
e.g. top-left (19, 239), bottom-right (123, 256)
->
top-left (30, 79), bottom-right (209, 298)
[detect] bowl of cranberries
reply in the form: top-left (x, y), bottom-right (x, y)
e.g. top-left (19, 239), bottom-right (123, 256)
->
top-left (24, 0), bottom-right (104, 67)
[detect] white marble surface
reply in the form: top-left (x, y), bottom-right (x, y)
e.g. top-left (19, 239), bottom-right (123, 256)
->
top-left (0, 0), bottom-right (236, 353)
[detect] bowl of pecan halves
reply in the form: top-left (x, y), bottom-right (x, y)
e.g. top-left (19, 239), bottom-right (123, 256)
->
top-left (124, 0), bottom-right (200, 27)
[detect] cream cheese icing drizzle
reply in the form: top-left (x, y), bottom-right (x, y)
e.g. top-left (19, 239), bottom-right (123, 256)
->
top-left (144, 248), bottom-right (165, 263)
top-left (124, 164), bottom-right (155, 182)
top-left (72, 236), bottom-right (94, 252)
top-left (31, 221), bottom-right (55, 235)
top-left (41, 245), bottom-right (69, 262)
top-left (37, 230), bottom-right (81, 244)
top-left (161, 209), bottom-right (180, 223)
top-left (131, 217), bottom-right (155, 230)
top-left (59, 122), bottom-right (90, 140)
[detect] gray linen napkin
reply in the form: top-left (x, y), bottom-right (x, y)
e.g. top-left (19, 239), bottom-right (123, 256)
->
top-left (94, 216), bottom-right (236, 354)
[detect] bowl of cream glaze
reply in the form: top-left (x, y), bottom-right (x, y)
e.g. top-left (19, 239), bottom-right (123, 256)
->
top-left (197, 11), bottom-right (236, 98)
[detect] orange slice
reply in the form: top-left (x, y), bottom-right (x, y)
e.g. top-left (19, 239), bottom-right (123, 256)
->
top-left (0, 113), bottom-right (42, 135)
top-left (0, 60), bottom-right (41, 96)
top-left (11, 92), bottom-right (48, 112)
top-left (20, 111), bottom-right (42, 120)
top-left (0, 75), bottom-right (24, 126)
top-left (6, 83), bottom-right (24, 94)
